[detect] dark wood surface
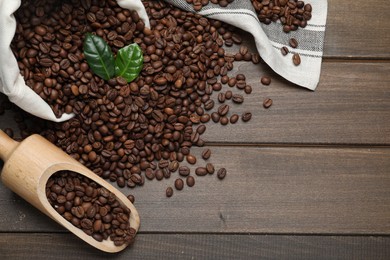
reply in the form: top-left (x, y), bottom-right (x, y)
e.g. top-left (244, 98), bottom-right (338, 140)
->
top-left (1, 0), bottom-right (390, 259)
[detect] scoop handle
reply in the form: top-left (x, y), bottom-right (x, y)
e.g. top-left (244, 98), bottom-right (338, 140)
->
top-left (0, 130), bottom-right (19, 162)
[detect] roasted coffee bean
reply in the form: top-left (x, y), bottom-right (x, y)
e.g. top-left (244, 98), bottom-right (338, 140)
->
top-left (220, 116), bottom-right (229, 125)
top-left (211, 112), bottom-right (220, 123)
top-left (261, 76), bottom-right (271, 85)
top-left (196, 125), bottom-right (206, 135)
top-left (179, 166), bottom-right (190, 177)
top-left (186, 154), bottom-right (197, 165)
top-left (195, 167), bottom-right (208, 176)
top-left (202, 148), bottom-right (211, 160)
top-left (218, 92), bottom-right (226, 103)
top-left (206, 163), bottom-right (215, 174)
top-left (127, 194), bottom-right (135, 204)
top-left (244, 85), bottom-right (252, 94)
top-left (281, 46), bottom-right (289, 56)
top-left (263, 98), bottom-right (273, 109)
top-left (217, 168), bottom-right (227, 180)
top-left (232, 94), bottom-right (244, 104)
top-left (292, 53), bottom-right (301, 66)
top-left (168, 160), bottom-right (179, 172)
top-left (241, 112), bottom-right (252, 122)
top-left (230, 114), bottom-right (239, 124)
top-left (166, 187), bottom-right (173, 197)
top-left (186, 176), bottom-right (195, 187)
top-left (289, 38), bottom-right (298, 48)
top-left (225, 90), bottom-right (233, 100)
top-left (218, 104), bottom-right (229, 116)
top-left (174, 178), bottom-right (184, 190)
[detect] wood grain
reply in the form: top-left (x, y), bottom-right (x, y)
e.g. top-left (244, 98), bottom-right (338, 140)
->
top-left (1, 147), bottom-right (389, 234)
top-left (1, 233), bottom-right (389, 260)
top-left (324, 0), bottom-right (390, 59)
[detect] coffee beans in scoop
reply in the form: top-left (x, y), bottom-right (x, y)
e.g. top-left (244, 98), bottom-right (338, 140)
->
top-left (46, 170), bottom-right (136, 247)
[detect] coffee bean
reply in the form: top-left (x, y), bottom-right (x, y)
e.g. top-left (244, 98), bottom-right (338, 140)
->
top-left (220, 117), bottom-right (229, 125)
top-left (263, 98), bottom-right (273, 109)
top-left (232, 94), bottom-right (244, 104)
top-left (261, 76), bottom-right (271, 85)
top-left (292, 53), bottom-right (301, 66)
top-left (167, 161), bottom-right (179, 172)
top-left (196, 125), bottom-right (206, 135)
top-left (166, 187), bottom-right (173, 197)
top-left (179, 166), bottom-right (190, 177)
top-left (244, 85), bottom-right (252, 94)
top-left (281, 46), bottom-right (289, 56)
top-left (206, 163), bottom-right (215, 174)
top-left (241, 112), bottom-right (252, 122)
top-left (218, 92), bottom-right (226, 103)
top-left (225, 91), bottom-right (232, 100)
top-left (195, 167), bottom-right (208, 176)
top-left (217, 168), bottom-right (227, 180)
top-left (186, 176), bottom-right (195, 187)
top-left (211, 112), bottom-right (220, 123)
top-left (289, 38), bottom-right (298, 48)
top-left (218, 104), bottom-right (229, 116)
top-left (127, 194), bottom-right (135, 203)
top-left (186, 154), bottom-right (197, 165)
top-left (230, 114), bottom-right (239, 124)
top-left (202, 148), bottom-right (211, 160)
top-left (174, 178), bottom-right (184, 190)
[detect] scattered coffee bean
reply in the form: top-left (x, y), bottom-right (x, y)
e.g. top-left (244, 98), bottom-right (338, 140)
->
top-left (232, 94), bottom-right (244, 104)
top-left (220, 117), bottom-right (229, 125)
top-left (202, 148), bottom-right (211, 160)
top-left (127, 195), bottom-right (135, 204)
top-left (218, 104), bottom-right (229, 116)
top-left (218, 92), bottom-right (226, 103)
top-left (293, 53), bottom-right (301, 66)
top-left (195, 167), bottom-right (208, 176)
top-left (186, 154), bottom-right (197, 165)
top-left (174, 178), bottom-right (184, 190)
top-left (263, 98), bottom-right (273, 109)
top-left (206, 163), bottom-right (215, 174)
top-left (186, 176), bottom-right (195, 187)
top-left (281, 46), bottom-right (289, 56)
top-left (230, 114), bottom-right (239, 124)
top-left (289, 38), bottom-right (298, 48)
top-left (261, 76), bottom-right (271, 85)
top-left (225, 90), bottom-right (233, 99)
top-left (241, 112), bottom-right (252, 122)
top-left (217, 168), bottom-right (227, 180)
top-left (166, 187), bottom-right (173, 197)
top-left (179, 166), bottom-right (191, 177)
top-left (211, 112), bottom-right (220, 123)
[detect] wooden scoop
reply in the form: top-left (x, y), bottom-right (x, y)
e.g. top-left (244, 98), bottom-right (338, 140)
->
top-left (0, 130), bottom-right (140, 253)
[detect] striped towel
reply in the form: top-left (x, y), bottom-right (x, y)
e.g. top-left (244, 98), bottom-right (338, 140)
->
top-left (165, 0), bottom-right (328, 90)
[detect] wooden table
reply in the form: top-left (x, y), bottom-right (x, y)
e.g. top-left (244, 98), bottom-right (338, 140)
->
top-left (1, 0), bottom-right (389, 258)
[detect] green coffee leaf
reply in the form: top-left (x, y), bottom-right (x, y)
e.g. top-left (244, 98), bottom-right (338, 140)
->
top-left (83, 33), bottom-right (115, 80)
top-left (115, 43), bottom-right (143, 83)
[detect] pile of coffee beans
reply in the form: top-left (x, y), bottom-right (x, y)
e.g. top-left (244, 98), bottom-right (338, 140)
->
top-left (11, 0), bottom-right (261, 198)
top-left (46, 170), bottom-right (136, 246)
top-left (187, 0), bottom-right (235, 11)
top-left (252, 0), bottom-right (312, 32)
